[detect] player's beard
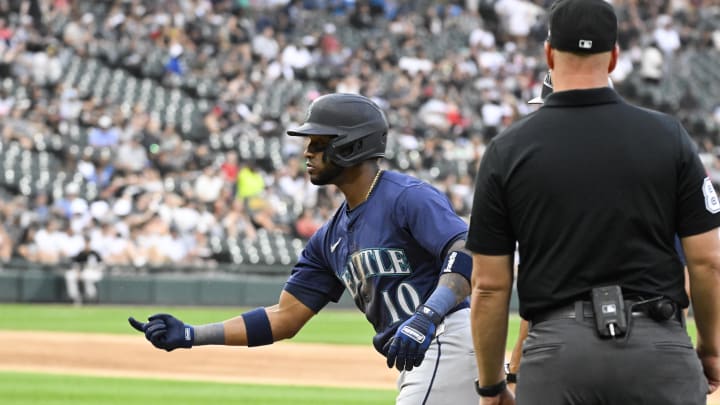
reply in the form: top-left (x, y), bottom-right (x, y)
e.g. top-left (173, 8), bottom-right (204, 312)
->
top-left (310, 158), bottom-right (344, 186)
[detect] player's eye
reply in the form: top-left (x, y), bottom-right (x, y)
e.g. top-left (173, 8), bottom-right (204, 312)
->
top-left (306, 138), bottom-right (331, 153)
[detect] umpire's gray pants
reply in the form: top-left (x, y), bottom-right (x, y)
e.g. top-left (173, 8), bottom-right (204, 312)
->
top-left (396, 308), bottom-right (479, 405)
top-left (516, 314), bottom-right (709, 404)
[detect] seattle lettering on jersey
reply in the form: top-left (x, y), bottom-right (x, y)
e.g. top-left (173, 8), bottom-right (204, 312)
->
top-left (340, 248), bottom-right (411, 298)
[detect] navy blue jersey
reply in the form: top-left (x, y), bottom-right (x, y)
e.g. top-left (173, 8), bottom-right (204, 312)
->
top-left (284, 171), bottom-right (468, 349)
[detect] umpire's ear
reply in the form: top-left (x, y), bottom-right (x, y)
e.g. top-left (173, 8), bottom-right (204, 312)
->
top-left (608, 44), bottom-right (619, 73)
top-left (545, 42), bottom-right (554, 70)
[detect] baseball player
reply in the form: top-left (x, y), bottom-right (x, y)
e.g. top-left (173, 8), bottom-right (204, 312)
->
top-left (129, 93), bottom-right (479, 404)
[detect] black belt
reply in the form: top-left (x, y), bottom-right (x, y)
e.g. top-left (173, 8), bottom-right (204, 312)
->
top-left (530, 300), bottom-right (680, 326)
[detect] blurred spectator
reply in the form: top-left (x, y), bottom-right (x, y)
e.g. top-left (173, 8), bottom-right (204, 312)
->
top-left (64, 235), bottom-right (103, 306)
top-left (653, 14), bottom-right (681, 61)
top-left (32, 217), bottom-right (65, 264)
top-left (252, 25), bottom-right (280, 61)
top-left (220, 150), bottom-right (239, 182)
top-left (0, 0), bottom-right (717, 272)
top-left (0, 222), bottom-right (12, 264)
top-left (115, 136), bottom-right (150, 174)
top-left (294, 207), bottom-right (322, 239)
top-left (223, 198), bottom-right (257, 241)
top-left (54, 183), bottom-right (88, 220)
top-left (194, 165), bottom-right (225, 203)
top-left (58, 86), bottom-right (82, 121)
top-left (640, 39), bottom-right (664, 85)
top-left (236, 162), bottom-right (266, 200)
top-left (88, 115), bottom-right (120, 147)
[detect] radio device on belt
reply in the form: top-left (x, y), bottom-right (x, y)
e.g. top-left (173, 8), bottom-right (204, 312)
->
top-left (591, 286), bottom-right (628, 338)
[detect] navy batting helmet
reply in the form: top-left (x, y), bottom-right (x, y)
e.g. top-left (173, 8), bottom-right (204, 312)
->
top-left (287, 93), bottom-right (388, 167)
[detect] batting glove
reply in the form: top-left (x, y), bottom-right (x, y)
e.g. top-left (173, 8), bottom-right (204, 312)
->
top-left (384, 305), bottom-right (442, 371)
top-left (128, 313), bottom-right (194, 352)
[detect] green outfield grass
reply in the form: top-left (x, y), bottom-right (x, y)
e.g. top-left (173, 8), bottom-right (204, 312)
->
top-left (0, 371), bottom-right (396, 405)
top-left (0, 303), bottom-right (383, 345)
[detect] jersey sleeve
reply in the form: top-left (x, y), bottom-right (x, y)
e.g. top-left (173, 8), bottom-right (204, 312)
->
top-left (675, 123), bottom-right (720, 236)
top-left (393, 182), bottom-right (468, 258)
top-left (284, 230), bottom-right (346, 313)
top-left (466, 141), bottom-right (517, 255)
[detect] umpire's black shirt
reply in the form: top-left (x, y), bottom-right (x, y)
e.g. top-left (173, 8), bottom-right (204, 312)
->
top-left (467, 87), bottom-right (720, 320)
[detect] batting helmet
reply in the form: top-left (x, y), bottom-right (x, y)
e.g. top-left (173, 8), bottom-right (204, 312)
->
top-left (287, 93), bottom-right (388, 167)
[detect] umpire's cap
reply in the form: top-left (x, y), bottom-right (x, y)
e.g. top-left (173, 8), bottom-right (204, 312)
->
top-left (287, 93), bottom-right (388, 167)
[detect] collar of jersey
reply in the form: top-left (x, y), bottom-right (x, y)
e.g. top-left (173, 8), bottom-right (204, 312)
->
top-left (543, 86), bottom-right (621, 108)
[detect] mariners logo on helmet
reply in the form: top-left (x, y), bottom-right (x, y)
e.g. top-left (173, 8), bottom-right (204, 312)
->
top-left (287, 93), bottom-right (389, 167)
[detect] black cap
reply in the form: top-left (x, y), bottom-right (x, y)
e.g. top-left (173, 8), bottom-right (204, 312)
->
top-left (548, 0), bottom-right (617, 54)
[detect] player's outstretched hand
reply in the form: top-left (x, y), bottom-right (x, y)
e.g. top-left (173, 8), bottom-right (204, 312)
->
top-left (128, 313), bottom-right (194, 352)
top-left (384, 306), bottom-right (439, 371)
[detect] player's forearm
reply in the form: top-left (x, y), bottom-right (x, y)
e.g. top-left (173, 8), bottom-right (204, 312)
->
top-left (193, 322), bottom-right (226, 345)
top-left (193, 305), bottom-right (304, 347)
top-left (424, 240), bottom-right (473, 315)
top-left (190, 316), bottom-right (252, 346)
top-left (434, 272), bottom-right (471, 306)
top-left (417, 273), bottom-right (469, 322)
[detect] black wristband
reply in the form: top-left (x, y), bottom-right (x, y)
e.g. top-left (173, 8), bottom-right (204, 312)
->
top-left (504, 362), bottom-right (517, 383)
top-left (475, 379), bottom-right (507, 397)
top-left (416, 304), bottom-right (443, 325)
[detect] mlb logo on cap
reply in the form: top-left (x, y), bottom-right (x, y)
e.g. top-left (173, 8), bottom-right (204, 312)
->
top-left (578, 39), bottom-right (593, 49)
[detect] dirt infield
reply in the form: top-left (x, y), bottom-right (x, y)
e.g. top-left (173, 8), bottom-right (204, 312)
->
top-left (0, 331), bottom-right (397, 389)
top-left (2, 331), bottom-right (719, 404)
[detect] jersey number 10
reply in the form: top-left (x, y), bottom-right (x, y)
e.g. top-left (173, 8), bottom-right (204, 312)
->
top-left (382, 282), bottom-right (422, 324)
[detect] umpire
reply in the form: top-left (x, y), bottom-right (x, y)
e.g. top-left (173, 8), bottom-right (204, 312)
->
top-left (467, 0), bottom-right (720, 404)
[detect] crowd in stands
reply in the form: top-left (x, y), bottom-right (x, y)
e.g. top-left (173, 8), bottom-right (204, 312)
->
top-left (0, 0), bottom-right (719, 272)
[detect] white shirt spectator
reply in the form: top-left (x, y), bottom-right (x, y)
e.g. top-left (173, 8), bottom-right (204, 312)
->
top-left (653, 15), bottom-right (681, 56)
top-left (173, 205), bottom-right (201, 234)
top-left (469, 28), bottom-right (496, 49)
top-left (252, 26), bottom-right (279, 61)
top-left (30, 50), bottom-right (62, 86)
top-left (398, 56), bottom-right (434, 76)
top-left (0, 94), bottom-right (14, 116)
top-left (281, 44), bottom-right (313, 70)
top-left (116, 139), bottom-right (149, 173)
top-left (640, 44), bottom-right (664, 81)
top-left (494, 0), bottom-right (543, 38)
top-left (481, 101), bottom-right (504, 129)
top-left (194, 167), bottom-right (224, 203)
top-left (476, 47), bottom-right (506, 74)
top-left (62, 232), bottom-right (86, 258)
top-left (34, 228), bottom-right (62, 255)
top-left (59, 89), bottom-right (82, 120)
